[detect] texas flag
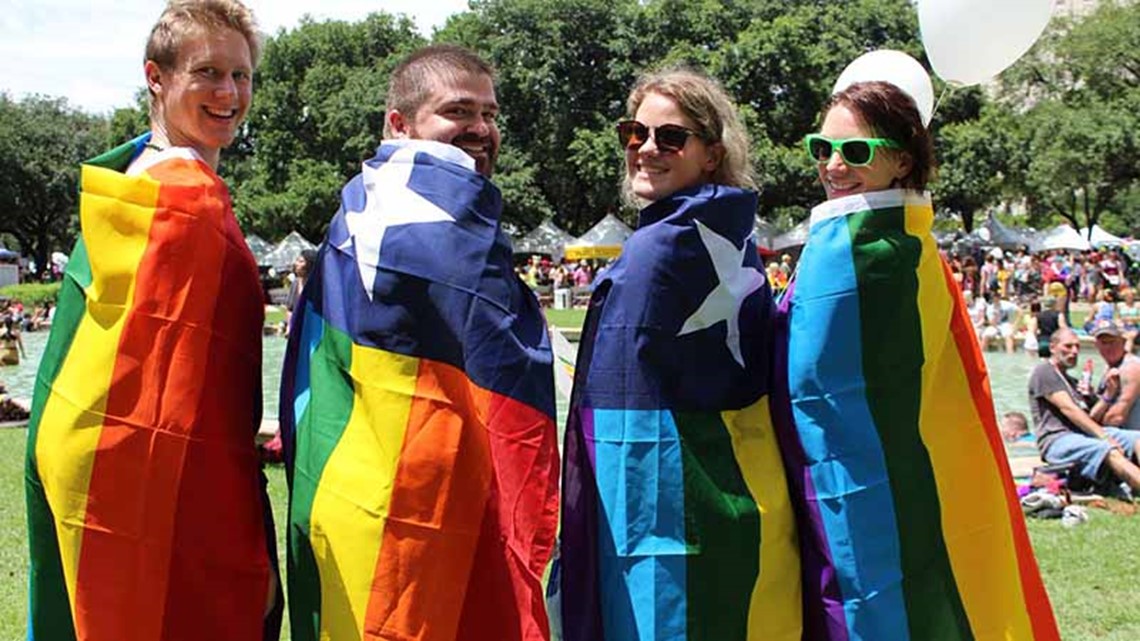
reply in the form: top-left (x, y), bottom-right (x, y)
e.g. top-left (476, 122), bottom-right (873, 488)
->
top-left (280, 140), bottom-right (560, 641)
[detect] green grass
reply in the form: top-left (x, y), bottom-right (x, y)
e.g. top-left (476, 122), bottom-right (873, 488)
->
top-left (0, 283), bottom-right (61, 306)
top-left (4, 426), bottom-right (1140, 639)
top-left (544, 307), bottom-right (587, 329)
top-left (265, 307), bottom-right (287, 326)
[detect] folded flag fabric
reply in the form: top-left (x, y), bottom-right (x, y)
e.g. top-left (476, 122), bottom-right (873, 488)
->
top-left (558, 184), bottom-right (802, 641)
top-left (25, 135), bottom-right (274, 641)
top-left (774, 189), bottom-right (1059, 641)
top-left (280, 140), bottom-right (559, 641)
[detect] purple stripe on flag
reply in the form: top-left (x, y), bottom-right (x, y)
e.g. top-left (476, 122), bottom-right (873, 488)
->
top-left (773, 280), bottom-right (850, 641)
top-left (560, 405), bottom-right (604, 641)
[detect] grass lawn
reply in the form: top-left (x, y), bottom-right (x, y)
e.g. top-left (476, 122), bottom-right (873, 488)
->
top-left (544, 307), bottom-right (587, 329)
top-left (4, 428), bottom-right (1140, 638)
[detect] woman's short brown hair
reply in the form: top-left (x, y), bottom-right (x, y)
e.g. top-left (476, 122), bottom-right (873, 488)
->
top-left (821, 81), bottom-right (936, 191)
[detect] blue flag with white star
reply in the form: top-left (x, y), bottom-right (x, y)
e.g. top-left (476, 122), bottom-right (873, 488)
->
top-left (280, 140), bottom-right (560, 641)
top-left (557, 184), bottom-right (802, 641)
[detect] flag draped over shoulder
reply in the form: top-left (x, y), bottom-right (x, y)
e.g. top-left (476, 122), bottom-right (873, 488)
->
top-left (25, 136), bottom-right (274, 641)
top-left (280, 140), bottom-right (559, 641)
top-left (775, 189), bottom-right (1059, 641)
top-left (558, 184), bottom-right (802, 641)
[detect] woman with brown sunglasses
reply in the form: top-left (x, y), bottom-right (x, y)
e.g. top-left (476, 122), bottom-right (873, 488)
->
top-left (556, 68), bottom-right (802, 641)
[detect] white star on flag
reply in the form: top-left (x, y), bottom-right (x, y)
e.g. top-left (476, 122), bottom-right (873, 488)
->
top-left (339, 145), bottom-right (455, 299)
top-left (677, 220), bottom-right (765, 367)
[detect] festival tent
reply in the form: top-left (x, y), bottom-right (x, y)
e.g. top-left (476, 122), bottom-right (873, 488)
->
top-left (772, 218), bottom-right (811, 251)
top-left (244, 233), bottom-right (273, 265)
top-left (263, 231), bottom-right (318, 272)
top-left (564, 213), bottom-right (634, 260)
top-left (513, 218), bottom-right (576, 260)
top-left (1078, 224), bottom-right (1124, 248)
top-left (753, 217), bottom-right (780, 252)
top-left (1035, 224), bottom-right (1091, 252)
top-left (975, 215), bottom-right (1034, 249)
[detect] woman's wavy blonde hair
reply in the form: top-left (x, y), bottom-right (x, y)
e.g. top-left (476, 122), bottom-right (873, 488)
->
top-left (621, 67), bottom-right (755, 206)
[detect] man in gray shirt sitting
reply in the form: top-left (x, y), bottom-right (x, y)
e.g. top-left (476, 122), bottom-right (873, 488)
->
top-left (1028, 327), bottom-right (1140, 494)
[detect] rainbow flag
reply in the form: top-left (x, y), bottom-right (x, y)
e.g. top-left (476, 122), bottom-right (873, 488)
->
top-left (25, 136), bottom-right (276, 641)
top-left (774, 189), bottom-right (1058, 640)
top-left (558, 185), bottom-right (802, 641)
top-left (280, 140), bottom-right (559, 641)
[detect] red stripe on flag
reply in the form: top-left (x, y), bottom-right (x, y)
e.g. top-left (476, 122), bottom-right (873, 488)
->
top-left (73, 158), bottom-right (269, 640)
top-left (362, 358), bottom-right (559, 641)
top-left (939, 259), bottom-right (1060, 640)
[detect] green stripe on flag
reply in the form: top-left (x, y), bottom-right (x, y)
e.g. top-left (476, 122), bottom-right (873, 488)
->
top-left (25, 239), bottom-right (91, 640)
top-left (675, 410), bottom-right (760, 641)
top-left (287, 322), bottom-right (355, 641)
top-left (847, 205), bottom-right (973, 639)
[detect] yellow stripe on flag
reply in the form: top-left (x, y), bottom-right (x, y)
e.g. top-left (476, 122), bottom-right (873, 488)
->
top-left (309, 344), bottom-right (419, 640)
top-left (722, 397), bottom-right (802, 641)
top-left (907, 199), bottom-right (1034, 639)
top-left (34, 164), bottom-right (160, 613)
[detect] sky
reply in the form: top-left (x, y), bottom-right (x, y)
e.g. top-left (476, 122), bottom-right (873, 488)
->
top-left (0, 0), bottom-right (472, 115)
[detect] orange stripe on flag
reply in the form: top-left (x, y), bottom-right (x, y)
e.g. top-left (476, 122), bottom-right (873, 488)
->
top-left (363, 359), bottom-right (494, 640)
top-left (73, 157), bottom-right (268, 640)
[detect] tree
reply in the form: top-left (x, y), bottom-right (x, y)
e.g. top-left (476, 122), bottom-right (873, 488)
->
top-left (991, 1), bottom-right (1140, 235)
top-left (233, 13), bottom-right (425, 241)
top-left (0, 95), bottom-right (107, 275)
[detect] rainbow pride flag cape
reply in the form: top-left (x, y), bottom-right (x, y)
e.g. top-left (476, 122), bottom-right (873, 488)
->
top-left (558, 185), bottom-right (802, 641)
top-left (25, 136), bottom-right (276, 641)
top-left (280, 140), bottom-right (559, 641)
top-left (774, 189), bottom-right (1058, 640)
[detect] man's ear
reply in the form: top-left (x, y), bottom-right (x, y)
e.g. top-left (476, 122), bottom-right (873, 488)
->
top-left (386, 110), bottom-right (410, 139)
top-left (144, 60), bottom-right (163, 96)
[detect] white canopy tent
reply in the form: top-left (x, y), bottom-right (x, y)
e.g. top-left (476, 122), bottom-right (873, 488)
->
top-left (772, 219), bottom-right (811, 251)
top-left (565, 214), bottom-right (634, 260)
top-left (1035, 224), bottom-right (1091, 252)
top-left (244, 234), bottom-right (274, 265)
top-left (753, 218), bottom-right (780, 251)
top-left (513, 219), bottom-right (576, 260)
top-left (1077, 224), bottom-right (1124, 248)
top-left (263, 231), bottom-right (318, 272)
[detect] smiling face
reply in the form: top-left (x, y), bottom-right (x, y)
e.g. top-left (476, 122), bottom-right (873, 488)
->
top-left (387, 72), bottom-right (500, 177)
top-left (146, 26), bottom-right (252, 169)
top-left (626, 91), bottom-right (720, 203)
top-left (816, 103), bottom-right (911, 200)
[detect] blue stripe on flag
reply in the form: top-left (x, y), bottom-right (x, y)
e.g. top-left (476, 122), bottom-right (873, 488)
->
top-left (592, 408), bottom-right (688, 641)
top-left (788, 215), bottom-right (910, 640)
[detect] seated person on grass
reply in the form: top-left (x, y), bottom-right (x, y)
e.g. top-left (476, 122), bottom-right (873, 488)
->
top-left (1028, 327), bottom-right (1140, 496)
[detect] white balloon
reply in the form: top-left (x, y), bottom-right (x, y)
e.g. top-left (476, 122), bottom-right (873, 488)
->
top-left (919, 0), bottom-right (1053, 86)
top-left (832, 50), bottom-right (935, 127)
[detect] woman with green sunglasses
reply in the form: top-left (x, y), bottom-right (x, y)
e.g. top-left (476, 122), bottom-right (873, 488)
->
top-left (808, 81), bottom-right (933, 199)
top-left (777, 79), bottom-right (1059, 640)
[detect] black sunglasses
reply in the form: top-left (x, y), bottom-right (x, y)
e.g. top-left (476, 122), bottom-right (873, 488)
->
top-left (616, 120), bottom-right (701, 153)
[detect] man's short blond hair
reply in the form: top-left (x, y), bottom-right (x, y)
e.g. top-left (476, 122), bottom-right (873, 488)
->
top-left (145, 0), bottom-right (261, 71)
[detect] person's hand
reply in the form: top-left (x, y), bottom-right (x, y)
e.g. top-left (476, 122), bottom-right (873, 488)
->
top-left (1103, 367), bottom-right (1122, 398)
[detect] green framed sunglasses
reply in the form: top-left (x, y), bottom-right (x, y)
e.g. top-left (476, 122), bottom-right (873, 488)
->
top-left (804, 134), bottom-right (902, 167)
